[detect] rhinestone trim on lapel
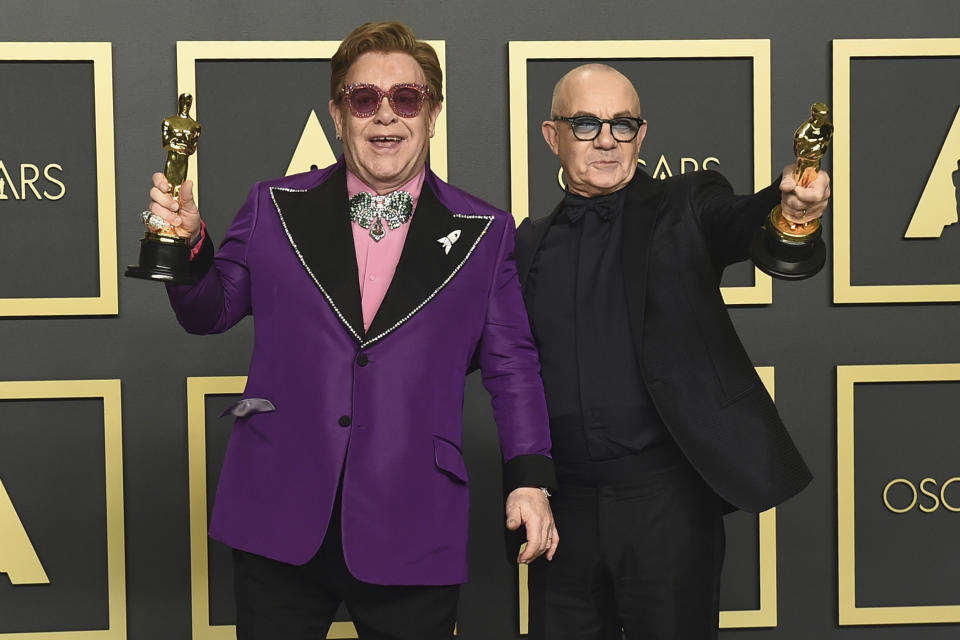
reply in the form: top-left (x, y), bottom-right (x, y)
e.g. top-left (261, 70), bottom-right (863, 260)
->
top-left (270, 185), bottom-right (364, 343)
top-left (361, 213), bottom-right (493, 348)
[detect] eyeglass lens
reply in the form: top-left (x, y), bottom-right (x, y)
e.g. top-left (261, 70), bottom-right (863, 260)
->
top-left (571, 117), bottom-right (641, 141)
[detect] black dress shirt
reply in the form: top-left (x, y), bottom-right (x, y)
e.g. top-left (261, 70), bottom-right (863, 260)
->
top-left (525, 188), bottom-right (672, 485)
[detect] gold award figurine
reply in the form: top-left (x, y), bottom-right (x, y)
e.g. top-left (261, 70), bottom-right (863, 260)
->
top-left (126, 93), bottom-right (202, 283)
top-left (750, 102), bottom-right (833, 280)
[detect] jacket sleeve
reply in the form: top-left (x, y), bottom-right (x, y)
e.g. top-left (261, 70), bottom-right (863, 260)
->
top-left (690, 170), bottom-right (781, 271)
top-left (164, 182), bottom-right (260, 334)
top-left (476, 216), bottom-right (556, 492)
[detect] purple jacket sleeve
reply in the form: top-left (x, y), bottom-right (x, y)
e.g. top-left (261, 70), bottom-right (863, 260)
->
top-left (164, 183), bottom-right (261, 334)
top-left (476, 217), bottom-right (556, 491)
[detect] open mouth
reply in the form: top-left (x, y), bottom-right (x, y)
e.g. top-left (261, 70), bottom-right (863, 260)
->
top-left (369, 135), bottom-right (404, 144)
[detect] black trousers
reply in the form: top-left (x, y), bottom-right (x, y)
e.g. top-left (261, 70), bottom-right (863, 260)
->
top-left (233, 492), bottom-right (459, 640)
top-left (528, 453), bottom-right (725, 640)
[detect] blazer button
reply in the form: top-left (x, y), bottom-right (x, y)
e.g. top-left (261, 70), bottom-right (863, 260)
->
top-left (357, 353), bottom-right (369, 367)
top-left (338, 415), bottom-right (351, 427)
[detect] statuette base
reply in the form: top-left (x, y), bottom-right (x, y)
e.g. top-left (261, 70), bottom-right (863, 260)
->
top-left (750, 207), bottom-right (826, 280)
top-left (125, 232), bottom-right (196, 284)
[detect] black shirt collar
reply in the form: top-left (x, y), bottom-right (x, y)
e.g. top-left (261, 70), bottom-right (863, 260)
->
top-left (559, 187), bottom-right (627, 224)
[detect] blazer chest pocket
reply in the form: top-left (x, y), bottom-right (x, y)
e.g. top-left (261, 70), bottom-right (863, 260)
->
top-left (219, 398), bottom-right (277, 418)
top-left (434, 436), bottom-right (468, 484)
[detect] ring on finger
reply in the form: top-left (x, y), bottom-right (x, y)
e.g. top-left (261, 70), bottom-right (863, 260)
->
top-left (141, 210), bottom-right (174, 232)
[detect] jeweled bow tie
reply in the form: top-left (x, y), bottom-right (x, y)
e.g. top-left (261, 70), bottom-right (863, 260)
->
top-left (348, 190), bottom-right (414, 242)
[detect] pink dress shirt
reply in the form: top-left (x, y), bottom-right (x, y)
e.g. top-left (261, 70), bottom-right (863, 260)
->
top-left (347, 167), bottom-right (425, 331)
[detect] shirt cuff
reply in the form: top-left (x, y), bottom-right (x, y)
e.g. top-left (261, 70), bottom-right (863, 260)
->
top-left (503, 454), bottom-right (557, 493)
top-left (184, 224), bottom-right (214, 280)
top-left (188, 222), bottom-right (207, 260)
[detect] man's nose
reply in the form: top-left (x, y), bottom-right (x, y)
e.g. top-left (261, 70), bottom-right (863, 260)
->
top-left (593, 122), bottom-right (618, 149)
top-left (373, 96), bottom-right (397, 123)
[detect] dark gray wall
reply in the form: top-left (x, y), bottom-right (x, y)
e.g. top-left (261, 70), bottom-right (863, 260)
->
top-left (1, 1), bottom-right (960, 638)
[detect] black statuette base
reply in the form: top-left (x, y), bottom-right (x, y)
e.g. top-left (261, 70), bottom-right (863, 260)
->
top-left (125, 232), bottom-right (197, 284)
top-left (750, 218), bottom-right (826, 281)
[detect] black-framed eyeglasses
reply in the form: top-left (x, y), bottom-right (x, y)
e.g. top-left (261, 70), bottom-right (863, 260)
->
top-left (553, 115), bottom-right (646, 142)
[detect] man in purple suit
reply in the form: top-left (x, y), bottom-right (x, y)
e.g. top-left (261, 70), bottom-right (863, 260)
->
top-left (145, 21), bottom-right (557, 640)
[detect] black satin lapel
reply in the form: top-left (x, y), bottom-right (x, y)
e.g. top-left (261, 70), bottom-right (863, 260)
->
top-left (621, 172), bottom-right (667, 343)
top-left (517, 203), bottom-right (563, 292)
top-left (271, 166), bottom-right (365, 342)
top-left (364, 183), bottom-right (492, 345)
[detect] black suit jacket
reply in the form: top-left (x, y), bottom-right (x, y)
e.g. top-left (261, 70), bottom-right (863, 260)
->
top-left (515, 169), bottom-right (812, 513)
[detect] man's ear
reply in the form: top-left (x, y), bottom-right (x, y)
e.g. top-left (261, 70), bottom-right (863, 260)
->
top-left (427, 101), bottom-right (442, 138)
top-left (541, 120), bottom-right (560, 156)
top-left (328, 99), bottom-right (343, 140)
top-left (635, 121), bottom-right (648, 149)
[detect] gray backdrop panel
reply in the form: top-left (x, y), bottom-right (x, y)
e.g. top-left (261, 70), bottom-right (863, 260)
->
top-left (854, 382), bottom-right (960, 608)
top-left (850, 57), bottom-right (960, 285)
top-left (0, 398), bottom-right (108, 632)
top-left (0, 61), bottom-right (99, 298)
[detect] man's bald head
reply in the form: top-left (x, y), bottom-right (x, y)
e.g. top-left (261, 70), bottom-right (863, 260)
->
top-left (550, 64), bottom-right (642, 119)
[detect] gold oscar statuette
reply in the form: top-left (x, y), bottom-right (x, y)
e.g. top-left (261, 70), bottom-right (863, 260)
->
top-left (750, 102), bottom-right (833, 280)
top-left (125, 93), bottom-right (202, 283)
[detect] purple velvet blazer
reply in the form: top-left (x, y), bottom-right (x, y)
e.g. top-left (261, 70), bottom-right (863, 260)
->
top-left (166, 158), bottom-right (553, 585)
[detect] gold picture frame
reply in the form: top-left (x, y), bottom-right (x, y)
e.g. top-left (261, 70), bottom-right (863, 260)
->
top-left (0, 379), bottom-right (125, 639)
top-left (837, 363), bottom-right (960, 625)
top-left (832, 39), bottom-right (960, 304)
top-left (0, 43), bottom-right (117, 317)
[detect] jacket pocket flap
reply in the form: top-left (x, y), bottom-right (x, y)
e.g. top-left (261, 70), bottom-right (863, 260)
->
top-left (434, 436), bottom-right (468, 483)
top-left (219, 398), bottom-right (276, 418)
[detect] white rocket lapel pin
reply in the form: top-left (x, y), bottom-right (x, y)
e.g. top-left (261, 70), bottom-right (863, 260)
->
top-left (437, 229), bottom-right (461, 255)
